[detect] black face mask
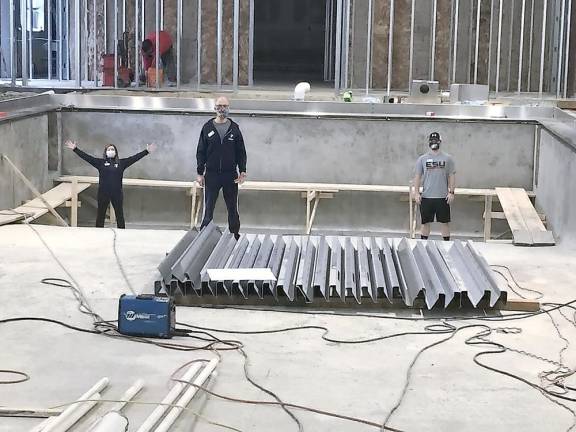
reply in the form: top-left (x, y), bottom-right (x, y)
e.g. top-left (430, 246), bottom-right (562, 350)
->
top-left (429, 142), bottom-right (440, 151)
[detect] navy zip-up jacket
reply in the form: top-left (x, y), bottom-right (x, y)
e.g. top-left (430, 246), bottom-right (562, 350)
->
top-left (196, 118), bottom-right (247, 175)
top-left (73, 147), bottom-right (149, 196)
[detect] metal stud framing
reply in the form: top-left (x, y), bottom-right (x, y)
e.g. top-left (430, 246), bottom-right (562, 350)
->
top-left (0, 0), bottom-right (570, 98)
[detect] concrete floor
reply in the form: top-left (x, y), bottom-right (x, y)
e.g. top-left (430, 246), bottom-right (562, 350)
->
top-left (1, 224), bottom-right (576, 432)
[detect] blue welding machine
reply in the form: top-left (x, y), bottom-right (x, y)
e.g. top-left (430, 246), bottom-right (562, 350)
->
top-left (118, 294), bottom-right (175, 339)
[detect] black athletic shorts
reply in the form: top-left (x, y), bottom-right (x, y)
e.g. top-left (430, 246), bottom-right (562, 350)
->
top-left (420, 198), bottom-right (451, 224)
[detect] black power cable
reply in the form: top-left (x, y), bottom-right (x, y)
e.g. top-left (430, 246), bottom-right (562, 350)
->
top-left (7, 219), bottom-right (576, 430)
top-left (0, 369), bottom-right (30, 385)
top-left (0, 317), bottom-right (101, 335)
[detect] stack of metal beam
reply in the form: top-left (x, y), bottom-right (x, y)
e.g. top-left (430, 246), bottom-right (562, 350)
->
top-left (156, 223), bottom-right (506, 309)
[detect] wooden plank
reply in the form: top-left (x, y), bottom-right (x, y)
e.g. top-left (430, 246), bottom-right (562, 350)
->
top-left (306, 190), bottom-right (312, 233)
top-left (511, 229), bottom-right (534, 246)
top-left (109, 205), bottom-right (116, 224)
top-left (496, 188), bottom-right (528, 232)
top-left (2, 155), bottom-right (69, 227)
top-left (531, 230), bottom-right (555, 246)
top-left (495, 298), bottom-right (541, 312)
top-left (194, 189), bottom-right (203, 227)
top-left (0, 212), bottom-right (25, 226)
top-left (409, 183), bottom-right (414, 239)
top-left (57, 175), bottom-right (195, 189)
top-left (0, 183), bottom-right (91, 226)
top-left (556, 100), bottom-right (576, 109)
top-left (70, 177), bottom-right (78, 227)
top-left (497, 188), bottom-right (554, 246)
top-left (299, 192), bottom-right (334, 199)
top-left (190, 185), bottom-right (197, 228)
top-left (483, 195), bottom-right (493, 242)
top-left (58, 176), bottom-right (538, 197)
top-left (495, 187), bottom-right (534, 246)
top-left (489, 211), bottom-right (546, 221)
top-left (509, 188), bottom-right (547, 232)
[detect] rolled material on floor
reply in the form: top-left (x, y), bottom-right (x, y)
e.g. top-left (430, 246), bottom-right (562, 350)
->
top-left (154, 358), bottom-right (219, 432)
top-left (41, 378), bottom-right (108, 432)
top-left (135, 363), bottom-right (203, 432)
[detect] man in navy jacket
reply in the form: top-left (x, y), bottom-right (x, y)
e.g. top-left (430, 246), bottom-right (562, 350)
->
top-left (196, 97), bottom-right (247, 239)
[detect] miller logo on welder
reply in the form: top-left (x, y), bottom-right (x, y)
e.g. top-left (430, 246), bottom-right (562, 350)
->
top-left (118, 294), bottom-right (175, 338)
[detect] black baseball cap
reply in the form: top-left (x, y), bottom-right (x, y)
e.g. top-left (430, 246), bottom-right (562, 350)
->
top-left (429, 132), bottom-right (441, 141)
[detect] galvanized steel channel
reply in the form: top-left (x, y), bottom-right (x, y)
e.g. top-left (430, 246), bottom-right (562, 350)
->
top-left (156, 228), bottom-right (507, 309)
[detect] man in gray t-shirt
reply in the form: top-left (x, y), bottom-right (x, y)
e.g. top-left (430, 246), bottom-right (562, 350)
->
top-left (413, 132), bottom-right (456, 240)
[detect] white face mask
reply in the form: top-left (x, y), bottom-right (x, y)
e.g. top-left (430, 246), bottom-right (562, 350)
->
top-left (106, 149), bottom-right (116, 158)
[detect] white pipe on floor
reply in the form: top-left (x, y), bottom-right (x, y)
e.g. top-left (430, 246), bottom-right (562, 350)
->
top-left (87, 412), bottom-right (128, 432)
top-left (135, 363), bottom-right (203, 432)
top-left (110, 379), bottom-right (145, 412)
top-left (86, 379), bottom-right (144, 432)
top-left (29, 417), bottom-right (57, 432)
top-left (43, 394), bottom-right (102, 432)
top-left (154, 359), bottom-right (218, 432)
top-left (41, 378), bottom-right (109, 432)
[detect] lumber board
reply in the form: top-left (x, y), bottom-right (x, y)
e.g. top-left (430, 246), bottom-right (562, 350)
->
top-left (510, 188), bottom-right (547, 232)
top-left (57, 175), bottom-right (194, 189)
top-left (495, 298), bottom-right (541, 312)
top-left (496, 187), bottom-right (533, 246)
top-left (511, 230), bottom-right (534, 246)
top-left (0, 183), bottom-right (90, 226)
top-left (496, 188), bottom-right (528, 232)
top-left (176, 295), bottom-right (540, 312)
top-left (0, 212), bottom-right (24, 225)
top-left (496, 187), bottom-right (555, 246)
top-left (489, 211), bottom-right (545, 221)
top-left (530, 230), bottom-right (555, 246)
top-left (57, 176), bottom-right (536, 197)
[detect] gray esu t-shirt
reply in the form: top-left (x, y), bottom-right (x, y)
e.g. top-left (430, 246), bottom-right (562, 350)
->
top-left (415, 151), bottom-right (456, 198)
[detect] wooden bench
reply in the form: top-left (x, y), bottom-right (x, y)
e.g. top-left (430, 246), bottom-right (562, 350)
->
top-left (408, 185), bottom-right (507, 241)
top-left (57, 175), bottom-right (527, 240)
top-left (56, 175), bottom-right (340, 231)
top-left (495, 187), bottom-right (555, 246)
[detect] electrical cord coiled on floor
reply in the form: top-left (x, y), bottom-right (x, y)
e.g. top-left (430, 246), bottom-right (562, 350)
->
top-left (0, 369), bottom-right (30, 384)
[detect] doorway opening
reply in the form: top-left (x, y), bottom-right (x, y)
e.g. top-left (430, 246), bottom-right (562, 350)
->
top-left (253, 0), bottom-right (334, 87)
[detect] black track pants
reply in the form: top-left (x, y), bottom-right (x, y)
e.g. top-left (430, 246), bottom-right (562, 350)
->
top-left (96, 193), bottom-right (125, 229)
top-left (200, 172), bottom-right (240, 236)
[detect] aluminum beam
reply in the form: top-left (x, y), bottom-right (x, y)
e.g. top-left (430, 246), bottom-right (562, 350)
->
top-left (156, 234), bottom-right (506, 309)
